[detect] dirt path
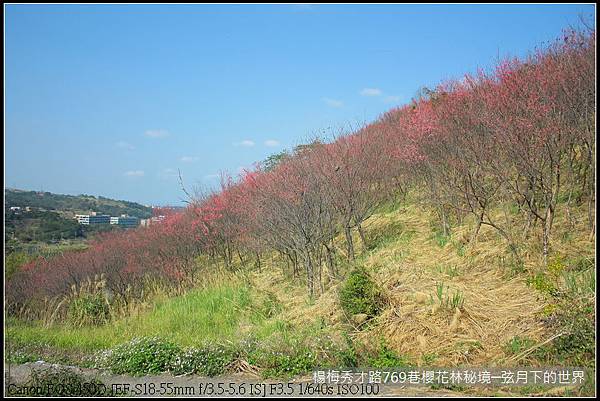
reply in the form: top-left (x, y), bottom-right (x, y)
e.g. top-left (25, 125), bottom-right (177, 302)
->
top-left (5, 362), bottom-right (470, 397)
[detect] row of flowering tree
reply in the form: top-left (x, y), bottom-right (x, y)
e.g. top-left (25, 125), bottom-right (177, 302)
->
top-left (7, 28), bottom-right (595, 314)
top-left (384, 28), bottom-right (595, 263)
top-left (6, 210), bottom-right (204, 318)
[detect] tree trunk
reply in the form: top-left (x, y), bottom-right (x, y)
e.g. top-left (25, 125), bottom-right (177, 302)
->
top-left (357, 223), bottom-right (368, 251)
top-left (344, 226), bottom-right (354, 261)
top-left (304, 252), bottom-right (314, 299)
top-left (324, 243), bottom-right (336, 278)
top-left (543, 206), bottom-right (554, 264)
top-left (469, 209), bottom-right (484, 245)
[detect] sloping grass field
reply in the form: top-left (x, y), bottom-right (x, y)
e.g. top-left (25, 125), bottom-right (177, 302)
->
top-left (5, 196), bottom-right (595, 395)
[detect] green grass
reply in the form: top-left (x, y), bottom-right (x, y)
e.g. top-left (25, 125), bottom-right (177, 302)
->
top-left (7, 282), bottom-right (278, 355)
top-left (434, 264), bottom-right (460, 278)
top-left (365, 220), bottom-right (413, 251)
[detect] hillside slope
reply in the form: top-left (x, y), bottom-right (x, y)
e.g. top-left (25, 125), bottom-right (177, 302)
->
top-left (250, 195), bottom-right (594, 368)
top-left (7, 195), bottom-right (595, 395)
top-left (5, 189), bottom-right (152, 218)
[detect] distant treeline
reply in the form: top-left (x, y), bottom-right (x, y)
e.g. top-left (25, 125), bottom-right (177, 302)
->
top-left (5, 189), bottom-right (153, 218)
top-left (5, 209), bottom-right (121, 249)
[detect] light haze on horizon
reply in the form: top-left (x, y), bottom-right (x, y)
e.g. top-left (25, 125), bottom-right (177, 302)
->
top-left (4, 3), bottom-right (595, 205)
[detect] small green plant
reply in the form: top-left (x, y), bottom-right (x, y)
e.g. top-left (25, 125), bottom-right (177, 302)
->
top-left (339, 267), bottom-right (384, 319)
top-left (452, 240), bottom-right (466, 257)
top-left (454, 340), bottom-right (483, 357)
top-left (431, 282), bottom-right (465, 310)
top-left (333, 333), bottom-right (359, 368)
top-left (541, 303), bottom-right (559, 317)
top-left (498, 255), bottom-right (526, 276)
top-left (527, 272), bottom-right (559, 297)
top-left (508, 202), bottom-right (520, 215)
top-left (435, 264), bottom-right (460, 278)
top-left (504, 336), bottom-right (536, 355)
top-left (547, 255), bottom-right (567, 278)
top-left (421, 353), bottom-right (438, 366)
top-left (368, 340), bottom-right (409, 369)
top-left (432, 232), bottom-right (450, 248)
top-left (433, 281), bottom-right (444, 304)
top-left (448, 290), bottom-right (465, 309)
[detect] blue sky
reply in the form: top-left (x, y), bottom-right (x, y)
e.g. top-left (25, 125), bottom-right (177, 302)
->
top-left (5, 4), bottom-right (595, 206)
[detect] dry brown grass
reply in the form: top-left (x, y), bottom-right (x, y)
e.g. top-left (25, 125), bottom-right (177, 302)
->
top-left (248, 198), bottom-right (594, 367)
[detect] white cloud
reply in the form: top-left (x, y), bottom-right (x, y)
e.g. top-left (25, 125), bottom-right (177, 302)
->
top-left (124, 170), bottom-right (144, 177)
top-left (360, 88), bottom-right (383, 96)
top-left (234, 139), bottom-right (255, 147)
top-left (264, 139), bottom-right (280, 147)
top-left (360, 88), bottom-right (403, 104)
top-left (180, 156), bottom-right (199, 163)
top-left (383, 95), bottom-right (402, 104)
top-left (159, 168), bottom-right (178, 178)
top-left (322, 97), bottom-right (343, 108)
top-left (144, 129), bottom-right (170, 138)
top-left (116, 141), bottom-right (135, 150)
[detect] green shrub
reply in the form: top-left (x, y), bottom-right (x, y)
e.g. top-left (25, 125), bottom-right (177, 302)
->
top-left (547, 300), bottom-right (595, 367)
top-left (94, 336), bottom-right (181, 375)
top-left (259, 347), bottom-right (317, 378)
top-left (170, 344), bottom-right (236, 377)
top-left (22, 367), bottom-right (106, 396)
top-left (339, 267), bottom-right (384, 319)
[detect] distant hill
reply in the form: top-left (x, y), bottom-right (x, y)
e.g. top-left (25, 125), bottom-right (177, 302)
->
top-left (5, 189), bottom-right (152, 219)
